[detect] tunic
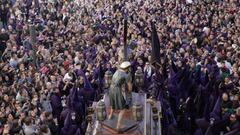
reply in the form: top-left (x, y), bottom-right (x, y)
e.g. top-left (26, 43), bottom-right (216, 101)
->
top-left (109, 70), bottom-right (130, 110)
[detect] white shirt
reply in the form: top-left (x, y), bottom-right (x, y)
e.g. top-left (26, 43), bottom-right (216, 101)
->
top-left (225, 61), bottom-right (232, 74)
top-left (9, 58), bottom-right (18, 68)
top-left (144, 66), bottom-right (152, 78)
top-left (23, 125), bottom-right (37, 135)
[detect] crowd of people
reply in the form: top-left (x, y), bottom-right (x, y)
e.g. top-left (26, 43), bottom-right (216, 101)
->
top-left (0, 0), bottom-right (239, 135)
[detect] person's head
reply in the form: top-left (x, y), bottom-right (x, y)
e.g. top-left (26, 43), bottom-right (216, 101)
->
top-left (12, 119), bottom-right (20, 128)
top-left (24, 117), bottom-right (32, 126)
top-left (31, 94), bottom-right (38, 106)
top-left (224, 76), bottom-right (231, 84)
top-left (145, 62), bottom-right (150, 68)
top-left (50, 75), bottom-right (56, 82)
top-left (46, 82), bottom-right (52, 90)
top-left (0, 111), bottom-right (5, 118)
top-left (230, 114), bottom-right (237, 123)
top-left (20, 112), bottom-right (26, 120)
top-left (222, 93), bottom-right (229, 101)
top-left (1, 28), bottom-right (5, 33)
top-left (39, 124), bottom-right (49, 134)
top-left (236, 107), bottom-right (240, 117)
top-left (46, 113), bottom-right (53, 120)
top-left (29, 110), bottom-right (36, 118)
top-left (40, 111), bottom-right (46, 121)
top-left (3, 124), bottom-right (10, 134)
top-left (138, 58), bottom-right (144, 65)
top-left (12, 53), bottom-right (18, 60)
top-left (14, 100), bottom-right (21, 110)
top-left (3, 95), bottom-right (9, 102)
top-left (79, 76), bottom-right (84, 85)
top-left (85, 72), bottom-right (90, 79)
top-left (12, 46), bottom-right (17, 52)
top-left (120, 61), bottom-right (131, 72)
top-left (60, 67), bottom-right (66, 76)
top-left (233, 94), bottom-right (239, 101)
top-left (53, 87), bottom-right (60, 93)
top-left (221, 61), bottom-right (226, 68)
top-left (19, 63), bottom-right (25, 70)
top-left (7, 113), bottom-right (14, 121)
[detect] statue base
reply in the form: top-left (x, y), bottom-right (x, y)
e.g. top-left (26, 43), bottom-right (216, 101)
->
top-left (101, 114), bottom-right (138, 134)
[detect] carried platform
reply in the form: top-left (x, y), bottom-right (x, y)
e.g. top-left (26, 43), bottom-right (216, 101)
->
top-left (86, 92), bottom-right (162, 135)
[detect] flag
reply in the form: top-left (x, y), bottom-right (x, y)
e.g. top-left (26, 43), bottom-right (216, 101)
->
top-left (29, 24), bottom-right (37, 66)
top-left (123, 17), bottom-right (128, 61)
top-left (29, 25), bottom-right (36, 44)
top-left (150, 21), bottom-right (161, 65)
top-left (99, 63), bottom-right (105, 79)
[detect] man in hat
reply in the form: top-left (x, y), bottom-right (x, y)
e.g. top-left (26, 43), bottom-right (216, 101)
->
top-left (108, 61), bottom-right (132, 133)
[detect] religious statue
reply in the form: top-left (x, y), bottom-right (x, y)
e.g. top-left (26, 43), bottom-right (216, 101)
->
top-left (108, 61), bottom-right (132, 132)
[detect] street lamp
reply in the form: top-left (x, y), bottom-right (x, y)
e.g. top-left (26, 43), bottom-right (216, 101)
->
top-left (134, 68), bottom-right (144, 123)
top-left (86, 106), bottom-right (95, 135)
top-left (96, 101), bottom-right (107, 121)
top-left (152, 106), bottom-right (159, 135)
top-left (135, 68), bottom-right (144, 93)
top-left (132, 102), bottom-right (143, 121)
top-left (86, 115), bottom-right (93, 135)
top-left (104, 70), bottom-right (112, 90)
top-left (96, 101), bottom-right (107, 132)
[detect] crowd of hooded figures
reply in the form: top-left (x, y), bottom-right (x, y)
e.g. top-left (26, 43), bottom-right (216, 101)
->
top-left (0, 0), bottom-right (240, 135)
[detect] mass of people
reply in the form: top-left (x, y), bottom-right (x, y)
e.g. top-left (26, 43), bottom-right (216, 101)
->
top-left (0, 0), bottom-right (239, 134)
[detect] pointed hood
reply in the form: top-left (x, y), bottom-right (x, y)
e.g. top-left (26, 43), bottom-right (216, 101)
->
top-left (171, 60), bottom-right (178, 73)
top-left (74, 69), bottom-right (93, 90)
top-left (61, 112), bottom-right (78, 135)
top-left (210, 64), bottom-right (220, 80)
top-left (94, 63), bottom-right (105, 86)
top-left (176, 66), bottom-right (188, 83)
top-left (74, 128), bottom-right (82, 135)
top-left (123, 17), bottom-right (128, 61)
top-left (168, 62), bottom-right (178, 86)
top-left (99, 63), bottom-right (105, 80)
top-left (83, 74), bottom-right (93, 90)
top-left (50, 92), bottom-right (62, 110)
top-left (205, 71), bottom-right (209, 84)
top-left (201, 71), bottom-right (209, 86)
top-left (70, 86), bottom-right (78, 108)
top-left (194, 65), bottom-right (202, 85)
top-left (66, 95), bottom-right (72, 109)
top-left (150, 21), bottom-right (161, 65)
top-left (210, 97), bottom-right (221, 121)
top-left (75, 69), bottom-right (84, 77)
top-left (162, 57), bottom-right (168, 80)
top-left (69, 86), bottom-right (85, 115)
top-left (75, 70), bottom-right (95, 102)
top-left (63, 113), bottom-right (72, 131)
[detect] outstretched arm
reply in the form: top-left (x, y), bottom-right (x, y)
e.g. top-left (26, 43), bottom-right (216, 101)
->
top-left (128, 81), bottom-right (132, 92)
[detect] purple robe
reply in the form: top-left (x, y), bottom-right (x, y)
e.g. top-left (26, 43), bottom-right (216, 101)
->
top-left (50, 93), bottom-right (63, 118)
top-left (60, 113), bottom-right (78, 135)
top-left (69, 87), bottom-right (85, 120)
top-left (195, 118), bottom-right (210, 134)
top-left (210, 97), bottom-right (222, 121)
top-left (75, 69), bottom-right (95, 104)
